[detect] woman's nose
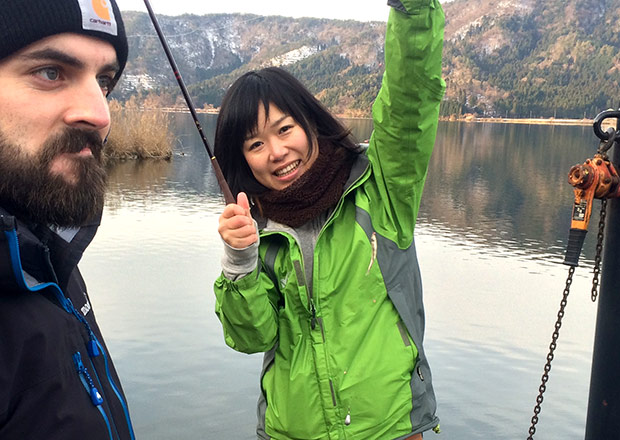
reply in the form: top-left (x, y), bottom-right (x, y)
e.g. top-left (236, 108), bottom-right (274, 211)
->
top-left (268, 140), bottom-right (288, 161)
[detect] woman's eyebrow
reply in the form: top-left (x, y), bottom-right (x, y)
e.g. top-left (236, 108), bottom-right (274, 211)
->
top-left (269, 115), bottom-right (289, 129)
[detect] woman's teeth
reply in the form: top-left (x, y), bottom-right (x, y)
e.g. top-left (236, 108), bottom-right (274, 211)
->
top-left (275, 160), bottom-right (300, 177)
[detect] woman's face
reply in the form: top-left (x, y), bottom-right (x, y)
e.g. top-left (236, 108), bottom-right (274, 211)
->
top-left (242, 103), bottom-right (319, 191)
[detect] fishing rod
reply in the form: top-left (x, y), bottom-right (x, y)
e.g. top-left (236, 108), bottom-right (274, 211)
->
top-left (142, 0), bottom-right (235, 205)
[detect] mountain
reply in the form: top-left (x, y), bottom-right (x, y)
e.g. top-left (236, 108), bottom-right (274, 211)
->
top-left (116, 0), bottom-right (620, 118)
top-left (117, 12), bottom-right (385, 116)
top-left (443, 0), bottom-right (620, 118)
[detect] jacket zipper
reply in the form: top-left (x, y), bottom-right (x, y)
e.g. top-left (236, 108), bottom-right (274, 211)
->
top-left (70, 300), bottom-right (136, 440)
top-left (302, 171), bottom-right (369, 428)
top-left (90, 338), bottom-right (137, 440)
top-left (264, 167), bottom-right (369, 428)
top-left (313, 172), bottom-right (369, 424)
top-left (73, 351), bottom-right (114, 440)
top-left (73, 351), bottom-right (104, 406)
top-left (299, 255), bottom-right (340, 424)
top-left (294, 248), bottom-right (339, 414)
top-left (310, 301), bottom-right (317, 329)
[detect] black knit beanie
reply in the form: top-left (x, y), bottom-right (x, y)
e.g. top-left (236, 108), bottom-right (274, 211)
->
top-left (0, 0), bottom-right (128, 80)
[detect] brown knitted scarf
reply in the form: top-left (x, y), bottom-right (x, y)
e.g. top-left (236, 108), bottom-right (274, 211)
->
top-left (256, 142), bottom-right (355, 227)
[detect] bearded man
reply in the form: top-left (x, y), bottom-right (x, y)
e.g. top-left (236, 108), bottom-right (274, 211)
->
top-left (0, 1), bottom-right (136, 438)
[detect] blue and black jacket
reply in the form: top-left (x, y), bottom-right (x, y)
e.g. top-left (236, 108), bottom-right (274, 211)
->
top-left (0, 207), bottom-right (135, 440)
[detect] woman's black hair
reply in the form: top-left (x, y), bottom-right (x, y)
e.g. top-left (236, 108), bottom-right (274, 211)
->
top-left (214, 67), bottom-right (358, 197)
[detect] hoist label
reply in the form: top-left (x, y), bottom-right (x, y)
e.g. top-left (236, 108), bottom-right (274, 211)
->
top-left (572, 200), bottom-right (587, 221)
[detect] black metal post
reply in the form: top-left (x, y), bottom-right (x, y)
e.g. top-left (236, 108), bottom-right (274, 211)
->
top-left (584, 121), bottom-right (620, 439)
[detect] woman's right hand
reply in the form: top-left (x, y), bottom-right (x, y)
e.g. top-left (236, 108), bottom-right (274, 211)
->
top-left (218, 192), bottom-right (258, 249)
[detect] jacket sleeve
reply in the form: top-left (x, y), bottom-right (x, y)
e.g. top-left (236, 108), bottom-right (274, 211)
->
top-left (365, 0), bottom-right (445, 248)
top-left (214, 265), bottom-right (280, 354)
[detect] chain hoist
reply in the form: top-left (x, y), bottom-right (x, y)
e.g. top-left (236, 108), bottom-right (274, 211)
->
top-left (527, 110), bottom-right (620, 439)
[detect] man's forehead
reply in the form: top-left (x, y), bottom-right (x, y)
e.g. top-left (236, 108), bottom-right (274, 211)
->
top-left (14, 33), bottom-right (118, 67)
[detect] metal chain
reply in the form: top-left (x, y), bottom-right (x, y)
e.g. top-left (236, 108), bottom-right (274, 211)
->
top-left (527, 265), bottom-right (575, 440)
top-left (526, 130), bottom-right (617, 437)
top-left (528, 199), bottom-right (608, 437)
top-left (591, 199), bottom-right (607, 302)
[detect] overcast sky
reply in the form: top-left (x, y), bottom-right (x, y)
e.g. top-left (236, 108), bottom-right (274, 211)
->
top-left (118, 0), bottom-right (393, 22)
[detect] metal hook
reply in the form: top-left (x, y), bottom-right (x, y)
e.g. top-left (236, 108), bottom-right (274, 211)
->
top-left (593, 109), bottom-right (620, 141)
top-left (597, 128), bottom-right (617, 155)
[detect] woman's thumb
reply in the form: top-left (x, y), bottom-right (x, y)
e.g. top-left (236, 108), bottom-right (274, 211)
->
top-left (237, 192), bottom-right (251, 214)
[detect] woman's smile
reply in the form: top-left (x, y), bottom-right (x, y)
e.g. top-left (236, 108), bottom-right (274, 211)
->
top-left (274, 160), bottom-right (301, 177)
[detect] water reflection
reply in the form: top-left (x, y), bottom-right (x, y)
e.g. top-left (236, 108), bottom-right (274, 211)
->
top-left (105, 160), bottom-right (173, 209)
top-left (421, 122), bottom-right (601, 266)
top-left (341, 116), bottom-right (374, 142)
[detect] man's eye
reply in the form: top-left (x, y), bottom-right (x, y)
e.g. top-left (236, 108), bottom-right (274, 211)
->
top-left (97, 75), bottom-right (115, 93)
top-left (34, 67), bottom-right (60, 81)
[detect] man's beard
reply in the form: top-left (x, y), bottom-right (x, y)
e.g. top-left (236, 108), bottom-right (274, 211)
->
top-left (0, 128), bottom-right (108, 228)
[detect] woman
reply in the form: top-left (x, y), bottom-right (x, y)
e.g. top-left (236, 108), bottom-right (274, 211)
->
top-left (213, 0), bottom-right (445, 438)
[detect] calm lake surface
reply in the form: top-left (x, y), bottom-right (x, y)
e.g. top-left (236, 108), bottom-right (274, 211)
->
top-left (81, 115), bottom-right (605, 439)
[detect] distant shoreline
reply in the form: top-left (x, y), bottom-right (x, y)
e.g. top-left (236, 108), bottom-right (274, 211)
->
top-left (157, 107), bottom-right (615, 128)
top-left (439, 116), bottom-right (608, 127)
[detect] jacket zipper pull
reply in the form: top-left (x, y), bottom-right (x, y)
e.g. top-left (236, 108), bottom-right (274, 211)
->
top-left (345, 408), bottom-right (351, 426)
top-left (89, 384), bottom-right (104, 406)
top-left (310, 302), bottom-right (317, 330)
top-left (88, 332), bottom-right (100, 357)
top-left (73, 352), bottom-right (104, 406)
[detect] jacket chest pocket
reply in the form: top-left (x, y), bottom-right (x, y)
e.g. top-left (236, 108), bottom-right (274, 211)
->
top-left (262, 239), bottom-right (312, 317)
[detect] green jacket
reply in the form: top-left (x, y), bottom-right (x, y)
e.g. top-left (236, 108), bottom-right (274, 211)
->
top-left (214, 1), bottom-right (445, 438)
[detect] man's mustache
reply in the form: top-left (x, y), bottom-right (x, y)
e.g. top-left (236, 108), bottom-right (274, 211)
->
top-left (41, 129), bottom-right (105, 162)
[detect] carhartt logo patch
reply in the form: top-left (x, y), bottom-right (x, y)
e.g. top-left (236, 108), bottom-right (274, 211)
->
top-left (77, 0), bottom-right (118, 36)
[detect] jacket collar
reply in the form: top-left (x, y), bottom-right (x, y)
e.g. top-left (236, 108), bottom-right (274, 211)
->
top-left (0, 205), bottom-right (100, 291)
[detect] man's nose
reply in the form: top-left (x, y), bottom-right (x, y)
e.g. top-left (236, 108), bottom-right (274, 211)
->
top-left (63, 78), bottom-right (111, 133)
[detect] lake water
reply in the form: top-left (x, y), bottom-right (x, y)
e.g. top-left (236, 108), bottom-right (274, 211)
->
top-left (80, 116), bottom-right (605, 439)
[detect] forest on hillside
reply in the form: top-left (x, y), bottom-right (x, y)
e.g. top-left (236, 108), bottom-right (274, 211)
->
top-left (118, 0), bottom-right (620, 119)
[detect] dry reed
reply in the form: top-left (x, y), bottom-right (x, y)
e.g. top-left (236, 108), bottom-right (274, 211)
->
top-left (105, 100), bottom-right (173, 160)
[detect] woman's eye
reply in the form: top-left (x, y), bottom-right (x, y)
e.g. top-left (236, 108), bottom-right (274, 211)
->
top-left (280, 125), bottom-right (292, 134)
top-left (248, 141), bottom-right (263, 151)
top-left (34, 67), bottom-right (60, 81)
